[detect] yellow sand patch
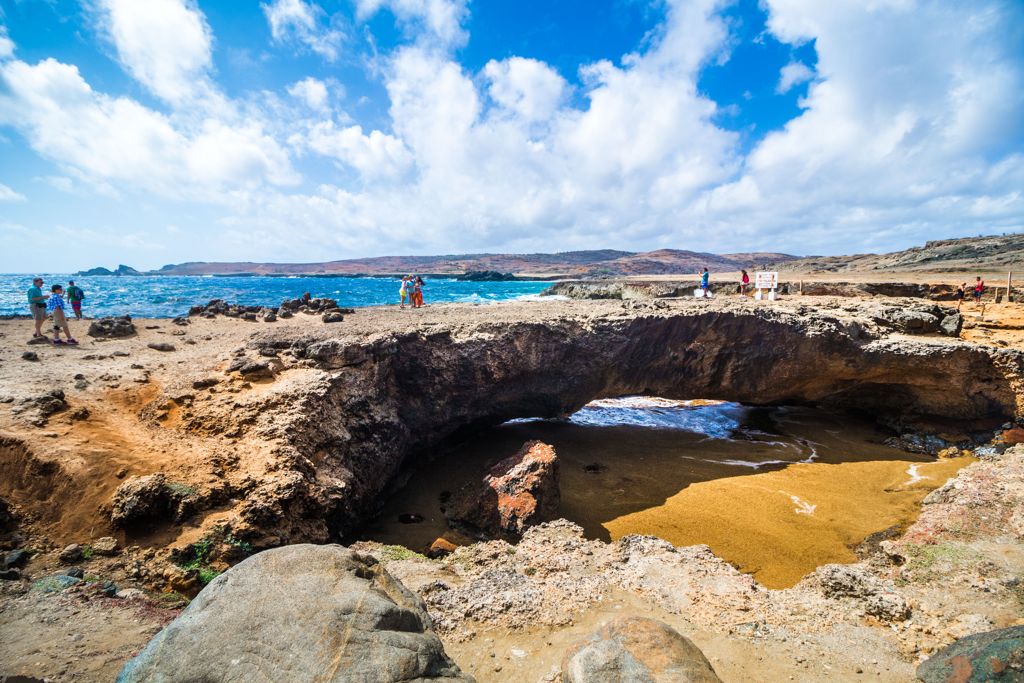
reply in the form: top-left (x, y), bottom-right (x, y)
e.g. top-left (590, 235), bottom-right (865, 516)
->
top-left (603, 457), bottom-right (973, 588)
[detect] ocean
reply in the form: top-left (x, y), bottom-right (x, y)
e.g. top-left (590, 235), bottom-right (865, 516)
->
top-left (0, 274), bottom-right (552, 319)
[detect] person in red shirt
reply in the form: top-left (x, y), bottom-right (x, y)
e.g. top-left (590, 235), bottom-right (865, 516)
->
top-left (973, 276), bottom-right (984, 303)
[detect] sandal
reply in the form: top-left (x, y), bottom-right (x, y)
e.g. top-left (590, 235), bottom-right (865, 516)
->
top-left (53, 339), bottom-right (65, 345)
top-left (67, 339), bottom-right (79, 345)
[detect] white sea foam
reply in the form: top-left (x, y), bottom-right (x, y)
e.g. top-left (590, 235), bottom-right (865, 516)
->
top-left (567, 396), bottom-right (745, 438)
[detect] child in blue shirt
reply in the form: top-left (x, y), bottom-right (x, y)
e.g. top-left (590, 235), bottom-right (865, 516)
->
top-left (46, 284), bottom-right (78, 345)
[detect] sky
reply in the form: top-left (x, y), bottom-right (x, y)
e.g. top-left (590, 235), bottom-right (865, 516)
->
top-left (0, 0), bottom-right (1022, 272)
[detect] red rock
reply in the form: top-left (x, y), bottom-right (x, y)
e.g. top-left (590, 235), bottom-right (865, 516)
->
top-left (426, 537), bottom-right (458, 558)
top-left (1003, 427), bottom-right (1024, 445)
top-left (444, 440), bottom-right (560, 540)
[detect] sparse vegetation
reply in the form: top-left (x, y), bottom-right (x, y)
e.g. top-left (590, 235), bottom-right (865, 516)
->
top-left (378, 545), bottom-right (426, 563)
top-left (173, 526), bottom-right (253, 586)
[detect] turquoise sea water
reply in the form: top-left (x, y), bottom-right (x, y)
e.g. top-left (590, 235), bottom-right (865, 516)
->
top-left (0, 274), bottom-right (551, 319)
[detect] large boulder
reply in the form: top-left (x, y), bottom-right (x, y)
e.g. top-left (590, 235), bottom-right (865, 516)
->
top-left (916, 625), bottom-right (1024, 682)
top-left (444, 440), bottom-right (559, 540)
top-left (561, 617), bottom-right (722, 682)
top-left (88, 315), bottom-right (136, 338)
top-left (116, 544), bottom-right (473, 683)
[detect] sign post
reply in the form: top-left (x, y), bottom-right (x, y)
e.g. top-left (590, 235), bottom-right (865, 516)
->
top-left (754, 271), bottom-right (779, 301)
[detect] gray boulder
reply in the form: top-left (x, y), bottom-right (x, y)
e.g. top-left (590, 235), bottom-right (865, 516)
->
top-left (562, 617), bottom-right (721, 682)
top-left (939, 313), bottom-right (963, 337)
top-left (117, 544), bottom-right (473, 683)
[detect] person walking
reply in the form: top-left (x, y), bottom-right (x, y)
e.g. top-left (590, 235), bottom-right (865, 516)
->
top-left (973, 276), bottom-right (985, 304)
top-left (740, 269), bottom-right (750, 295)
top-left (955, 282), bottom-right (966, 311)
top-left (46, 284), bottom-right (77, 345)
top-left (700, 268), bottom-right (710, 297)
top-left (66, 280), bottom-right (85, 320)
top-left (27, 277), bottom-right (47, 339)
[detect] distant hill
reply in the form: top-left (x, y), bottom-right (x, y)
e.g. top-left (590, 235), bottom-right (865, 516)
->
top-left (136, 249), bottom-right (800, 277)
top-left (769, 234), bottom-right (1024, 273)
top-left (79, 233), bottom-right (1022, 278)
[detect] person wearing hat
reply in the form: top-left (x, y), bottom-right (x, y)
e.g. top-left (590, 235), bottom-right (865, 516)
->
top-left (27, 277), bottom-right (47, 339)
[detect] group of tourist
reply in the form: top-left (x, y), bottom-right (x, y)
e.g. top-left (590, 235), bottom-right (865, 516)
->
top-left (26, 277), bottom-right (84, 344)
top-left (399, 275), bottom-right (426, 308)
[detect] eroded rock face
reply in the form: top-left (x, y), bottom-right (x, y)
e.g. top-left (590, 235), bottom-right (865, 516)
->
top-left (218, 299), bottom-right (1022, 543)
top-left (109, 474), bottom-right (171, 527)
top-left (116, 545), bottom-right (473, 683)
top-left (444, 441), bottom-right (560, 540)
top-left (562, 617), bottom-right (722, 683)
top-left (811, 564), bottom-right (910, 622)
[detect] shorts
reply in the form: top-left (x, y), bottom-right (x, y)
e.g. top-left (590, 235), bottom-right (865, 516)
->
top-left (973, 291), bottom-right (982, 299)
top-left (52, 308), bottom-right (66, 329)
top-left (71, 301), bottom-right (82, 312)
top-left (31, 305), bottom-right (46, 322)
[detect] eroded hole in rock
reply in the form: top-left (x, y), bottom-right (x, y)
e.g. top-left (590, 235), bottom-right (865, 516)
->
top-left (355, 397), bottom-right (973, 588)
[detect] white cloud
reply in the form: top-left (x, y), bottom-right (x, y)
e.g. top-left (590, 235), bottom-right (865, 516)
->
top-left (287, 77), bottom-right (330, 112)
top-left (0, 182), bottom-right (25, 202)
top-left (93, 0), bottom-right (214, 104)
top-left (262, 0), bottom-right (344, 61)
top-left (484, 57), bottom-right (567, 122)
top-left (355, 0), bottom-right (469, 48)
top-left (0, 58), bottom-right (298, 198)
top-left (0, 25), bottom-right (14, 60)
top-left (297, 121), bottom-right (414, 179)
top-left (776, 60), bottom-right (814, 93)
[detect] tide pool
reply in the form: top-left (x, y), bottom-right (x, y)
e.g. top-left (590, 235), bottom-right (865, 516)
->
top-left (0, 275), bottom-right (552, 319)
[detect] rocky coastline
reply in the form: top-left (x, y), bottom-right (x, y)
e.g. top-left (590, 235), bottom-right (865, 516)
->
top-left (1, 295), bottom-right (1022, 681)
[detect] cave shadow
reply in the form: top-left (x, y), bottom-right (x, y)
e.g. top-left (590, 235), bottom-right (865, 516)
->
top-left (351, 402), bottom-right (930, 550)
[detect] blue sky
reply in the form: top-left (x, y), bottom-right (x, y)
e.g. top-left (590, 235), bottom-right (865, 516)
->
top-left (0, 0), bottom-right (1022, 272)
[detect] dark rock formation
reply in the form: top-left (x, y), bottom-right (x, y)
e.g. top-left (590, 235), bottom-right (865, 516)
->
top-left (562, 616), bottom-right (722, 682)
top-left (88, 316), bottom-right (136, 338)
top-left (109, 473), bottom-right (196, 527)
top-left (444, 441), bottom-right (559, 540)
top-left (916, 625), bottom-right (1024, 682)
top-left (456, 270), bottom-right (517, 281)
top-left (147, 342), bottom-right (175, 352)
top-left (76, 264), bottom-right (142, 276)
top-left (116, 545), bottom-right (472, 682)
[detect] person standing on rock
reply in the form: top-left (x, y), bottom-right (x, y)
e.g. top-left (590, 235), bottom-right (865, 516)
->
top-left (740, 269), bottom-right (750, 296)
top-left (46, 284), bottom-right (77, 345)
top-left (700, 268), bottom-right (711, 297)
top-left (27, 277), bottom-right (47, 340)
top-left (973, 276), bottom-right (985, 304)
top-left (66, 280), bottom-right (85, 320)
top-left (413, 276), bottom-right (425, 308)
top-left (955, 282), bottom-right (966, 311)
top-left (399, 276), bottom-right (410, 309)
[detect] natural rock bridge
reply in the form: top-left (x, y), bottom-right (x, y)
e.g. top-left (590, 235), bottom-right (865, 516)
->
top-left (231, 297), bottom-right (1023, 542)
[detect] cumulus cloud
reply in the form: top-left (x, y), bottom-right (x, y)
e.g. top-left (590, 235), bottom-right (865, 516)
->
top-left (355, 0), bottom-right (469, 47)
top-left (484, 57), bottom-right (567, 122)
top-left (3, 0), bottom-right (1023, 265)
top-left (0, 182), bottom-right (25, 202)
top-left (0, 58), bottom-right (298, 198)
top-left (92, 0), bottom-right (214, 104)
top-left (297, 121), bottom-right (414, 179)
top-left (262, 0), bottom-right (344, 61)
top-left (287, 77), bottom-right (331, 112)
top-left (776, 60), bottom-right (813, 93)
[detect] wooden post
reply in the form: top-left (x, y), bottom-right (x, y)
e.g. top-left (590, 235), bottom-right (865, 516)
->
top-left (1008, 271), bottom-right (1013, 303)
top-left (799, 280), bottom-right (804, 296)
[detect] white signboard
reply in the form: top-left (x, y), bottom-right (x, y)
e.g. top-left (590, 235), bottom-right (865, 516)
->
top-left (755, 271), bottom-right (779, 290)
